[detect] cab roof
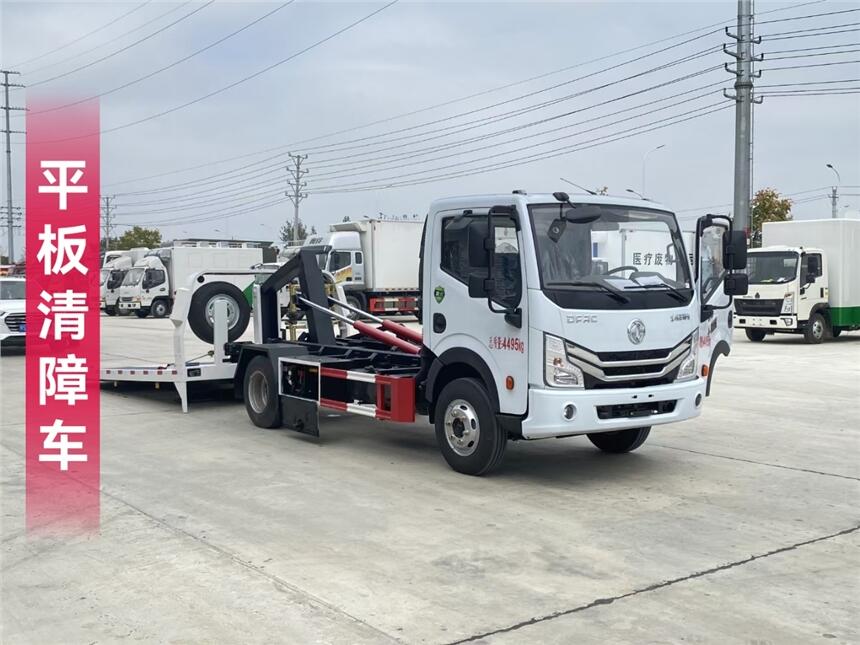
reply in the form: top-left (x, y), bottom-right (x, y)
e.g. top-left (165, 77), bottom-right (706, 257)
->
top-left (429, 192), bottom-right (673, 214)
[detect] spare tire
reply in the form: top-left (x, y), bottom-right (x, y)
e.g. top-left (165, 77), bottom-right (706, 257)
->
top-left (189, 282), bottom-right (251, 343)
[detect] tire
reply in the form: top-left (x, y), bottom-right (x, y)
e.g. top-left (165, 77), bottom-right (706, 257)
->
top-left (243, 356), bottom-right (281, 429)
top-left (135, 309), bottom-right (149, 319)
top-left (803, 312), bottom-right (826, 344)
top-left (151, 299), bottom-right (169, 319)
top-left (745, 328), bottom-right (766, 342)
top-left (344, 293), bottom-right (366, 319)
top-left (105, 306), bottom-right (117, 316)
top-left (588, 427), bottom-right (651, 453)
top-left (746, 329), bottom-right (767, 343)
top-left (188, 282), bottom-right (251, 344)
top-left (434, 377), bottom-right (506, 476)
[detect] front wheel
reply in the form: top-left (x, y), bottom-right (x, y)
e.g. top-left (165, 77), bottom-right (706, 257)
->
top-left (151, 299), bottom-right (170, 319)
top-left (745, 328), bottom-right (766, 342)
top-left (434, 378), bottom-right (506, 476)
top-left (588, 427), bottom-right (651, 453)
top-left (105, 306), bottom-right (117, 316)
top-left (803, 312), bottom-right (827, 344)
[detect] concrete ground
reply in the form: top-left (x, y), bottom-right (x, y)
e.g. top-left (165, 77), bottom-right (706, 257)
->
top-left (1, 316), bottom-right (858, 644)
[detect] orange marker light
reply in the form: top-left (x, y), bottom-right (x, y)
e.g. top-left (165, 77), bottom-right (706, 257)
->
top-left (701, 365), bottom-right (709, 377)
top-left (506, 376), bottom-right (515, 390)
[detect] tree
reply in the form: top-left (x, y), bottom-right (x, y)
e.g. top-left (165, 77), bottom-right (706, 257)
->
top-left (751, 188), bottom-right (792, 247)
top-left (116, 226), bottom-right (162, 250)
top-left (279, 218), bottom-right (316, 245)
top-left (342, 216), bottom-right (351, 222)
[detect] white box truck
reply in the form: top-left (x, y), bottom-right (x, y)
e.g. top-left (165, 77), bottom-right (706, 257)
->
top-left (100, 248), bottom-right (149, 316)
top-left (735, 219), bottom-right (860, 343)
top-left (118, 244), bottom-right (263, 341)
top-left (321, 219), bottom-right (423, 315)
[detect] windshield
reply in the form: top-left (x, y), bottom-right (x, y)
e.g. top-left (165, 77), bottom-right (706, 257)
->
top-left (122, 268), bottom-right (144, 286)
top-left (0, 280), bottom-right (25, 300)
top-left (100, 269), bottom-right (109, 285)
top-left (529, 203), bottom-right (692, 309)
top-left (106, 270), bottom-right (126, 289)
top-left (745, 251), bottom-right (798, 284)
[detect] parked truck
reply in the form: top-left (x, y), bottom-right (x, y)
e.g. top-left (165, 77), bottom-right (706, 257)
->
top-left (319, 219), bottom-right (423, 315)
top-left (735, 219), bottom-right (859, 343)
top-left (100, 248), bottom-right (149, 316)
top-left (231, 192), bottom-right (747, 475)
top-left (118, 243), bottom-right (263, 340)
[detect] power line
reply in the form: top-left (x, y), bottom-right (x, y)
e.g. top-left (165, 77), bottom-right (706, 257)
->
top-left (25, 1), bottom-right (215, 88)
top-left (8, 1), bottom-right (153, 68)
top-left (27, 2), bottom-right (297, 116)
top-left (26, 1), bottom-right (401, 146)
top-left (21, 2), bottom-right (193, 78)
top-left (102, 23), bottom-right (730, 189)
top-left (114, 41), bottom-right (724, 198)
top-left (115, 57), bottom-right (724, 203)
top-left (115, 73), bottom-right (725, 211)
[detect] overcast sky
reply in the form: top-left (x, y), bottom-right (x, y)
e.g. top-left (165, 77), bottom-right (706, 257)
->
top-left (2, 0), bottom-right (859, 257)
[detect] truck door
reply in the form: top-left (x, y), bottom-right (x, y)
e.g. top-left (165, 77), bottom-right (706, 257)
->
top-left (426, 208), bottom-right (528, 415)
top-left (696, 218), bottom-right (732, 395)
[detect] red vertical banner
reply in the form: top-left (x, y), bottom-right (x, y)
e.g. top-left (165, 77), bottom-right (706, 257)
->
top-left (26, 100), bottom-right (100, 533)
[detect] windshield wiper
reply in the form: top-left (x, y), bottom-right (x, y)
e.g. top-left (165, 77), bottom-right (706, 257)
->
top-left (545, 281), bottom-right (630, 303)
top-left (624, 282), bottom-right (688, 302)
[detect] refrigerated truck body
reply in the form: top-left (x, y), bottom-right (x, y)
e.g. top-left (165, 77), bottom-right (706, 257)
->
top-left (321, 219), bottom-right (423, 315)
top-left (735, 219), bottom-right (860, 343)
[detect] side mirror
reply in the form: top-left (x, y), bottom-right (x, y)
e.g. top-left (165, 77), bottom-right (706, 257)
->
top-left (805, 273), bottom-right (816, 285)
top-left (466, 219), bottom-right (490, 268)
top-left (723, 230), bottom-right (747, 270)
top-left (468, 274), bottom-right (493, 298)
top-left (724, 272), bottom-right (749, 296)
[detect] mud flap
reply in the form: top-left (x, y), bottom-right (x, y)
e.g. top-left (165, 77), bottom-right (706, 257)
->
top-left (281, 396), bottom-right (320, 437)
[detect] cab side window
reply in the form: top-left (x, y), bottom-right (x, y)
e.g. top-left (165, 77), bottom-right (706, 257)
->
top-left (440, 214), bottom-right (522, 309)
top-left (144, 269), bottom-right (165, 288)
top-left (801, 253), bottom-right (822, 281)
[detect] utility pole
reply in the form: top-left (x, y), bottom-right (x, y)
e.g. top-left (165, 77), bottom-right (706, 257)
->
top-left (285, 153), bottom-right (308, 240)
top-left (723, 0), bottom-right (761, 235)
top-left (826, 163), bottom-right (841, 218)
top-left (2, 70), bottom-right (25, 262)
top-left (101, 195), bottom-right (115, 251)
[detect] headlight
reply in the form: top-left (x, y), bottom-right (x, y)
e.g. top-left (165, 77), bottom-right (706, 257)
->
top-left (675, 330), bottom-right (699, 382)
top-left (781, 294), bottom-right (794, 314)
top-left (544, 334), bottom-right (584, 388)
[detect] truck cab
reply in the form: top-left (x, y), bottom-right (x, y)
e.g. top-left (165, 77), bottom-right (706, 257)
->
top-left (735, 246), bottom-right (829, 343)
top-left (420, 193), bottom-right (746, 459)
top-left (119, 253), bottom-right (170, 318)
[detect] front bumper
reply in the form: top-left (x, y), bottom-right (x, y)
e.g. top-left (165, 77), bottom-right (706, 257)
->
top-left (119, 301), bottom-right (141, 311)
top-left (521, 378), bottom-right (706, 440)
top-left (735, 314), bottom-right (797, 330)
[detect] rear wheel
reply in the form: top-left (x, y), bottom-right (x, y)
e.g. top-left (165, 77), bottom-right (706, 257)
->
top-left (243, 356), bottom-right (281, 429)
top-left (803, 312), bottom-right (826, 344)
top-left (434, 378), bottom-right (506, 476)
top-left (745, 328), bottom-right (766, 342)
top-left (588, 427), bottom-right (651, 453)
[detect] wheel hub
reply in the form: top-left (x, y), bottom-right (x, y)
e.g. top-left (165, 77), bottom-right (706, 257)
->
top-left (206, 295), bottom-right (240, 328)
top-left (248, 371), bottom-right (269, 414)
top-left (444, 399), bottom-right (480, 457)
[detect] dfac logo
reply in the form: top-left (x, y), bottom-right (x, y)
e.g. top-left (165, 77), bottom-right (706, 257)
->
top-left (627, 319), bottom-right (646, 344)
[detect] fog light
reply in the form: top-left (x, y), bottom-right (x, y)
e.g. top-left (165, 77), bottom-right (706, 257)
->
top-left (782, 317), bottom-right (793, 326)
top-left (563, 404), bottom-right (576, 420)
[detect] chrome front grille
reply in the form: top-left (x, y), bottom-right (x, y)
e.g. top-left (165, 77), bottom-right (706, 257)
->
top-left (567, 335), bottom-right (692, 388)
top-left (3, 313), bottom-right (25, 331)
top-left (121, 297), bottom-right (134, 302)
